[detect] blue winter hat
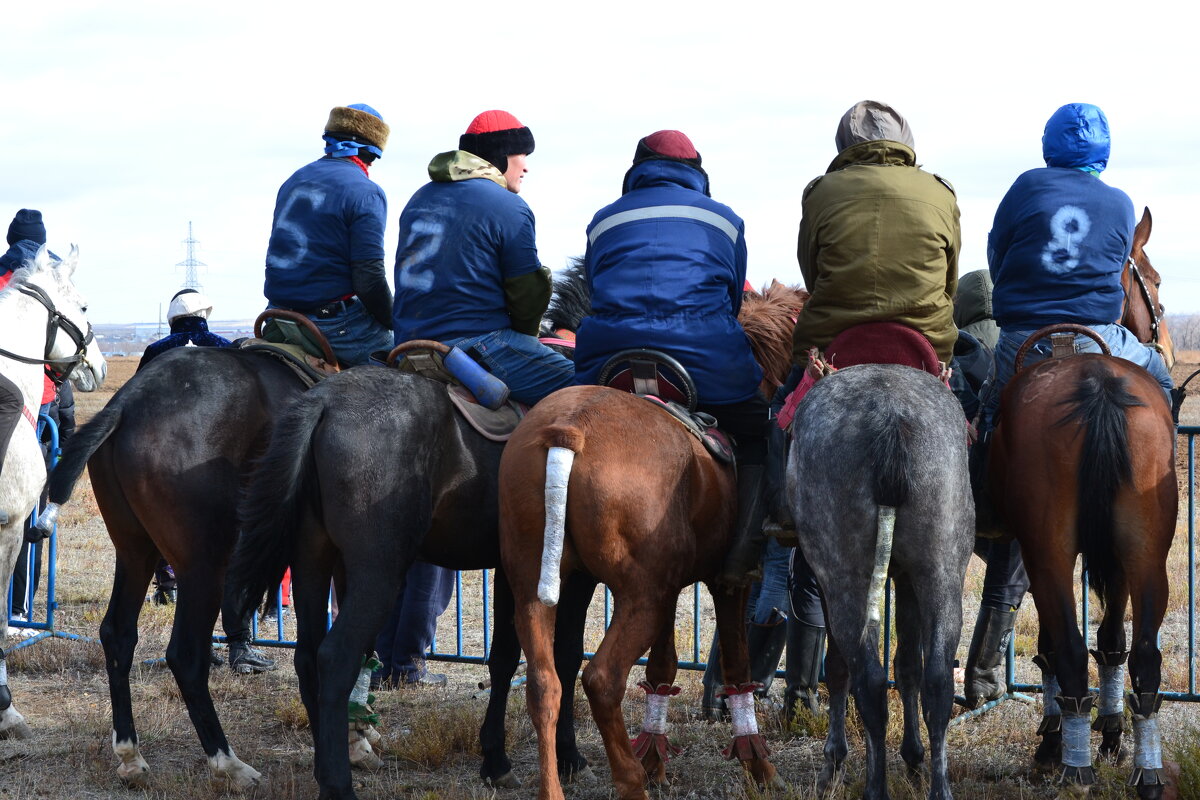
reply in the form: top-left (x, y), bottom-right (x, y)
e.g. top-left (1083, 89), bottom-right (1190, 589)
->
top-left (7, 208), bottom-right (46, 246)
top-left (1042, 103), bottom-right (1111, 173)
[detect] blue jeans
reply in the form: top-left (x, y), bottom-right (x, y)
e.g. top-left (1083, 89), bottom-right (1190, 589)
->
top-left (749, 538), bottom-right (792, 624)
top-left (982, 322), bottom-right (1173, 432)
top-left (293, 302), bottom-right (393, 368)
top-left (443, 328), bottom-right (575, 406)
top-left (375, 561), bottom-right (455, 681)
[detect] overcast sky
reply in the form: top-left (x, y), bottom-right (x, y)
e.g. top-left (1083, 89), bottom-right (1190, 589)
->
top-left (4, 1), bottom-right (1197, 324)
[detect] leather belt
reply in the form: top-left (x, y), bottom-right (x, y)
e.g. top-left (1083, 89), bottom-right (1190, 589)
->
top-left (305, 297), bottom-right (357, 319)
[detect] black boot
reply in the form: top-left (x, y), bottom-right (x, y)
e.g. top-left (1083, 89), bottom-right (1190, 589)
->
top-left (970, 433), bottom-right (1003, 538)
top-left (700, 634), bottom-right (728, 721)
top-left (963, 604), bottom-right (1017, 709)
top-left (718, 465), bottom-right (768, 587)
top-left (748, 610), bottom-right (788, 698)
top-left (783, 619), bottom-right (826, 720)
top-left (228, 639), bottom-right (278, 674)
top-left (762, 426), bottom-right (797, 546)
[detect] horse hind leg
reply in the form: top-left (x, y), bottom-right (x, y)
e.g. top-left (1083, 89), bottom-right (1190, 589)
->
top-left (818, 634), bottom-right (851, 794)
top-left (552, 571), bottom-right (597, 784)
top-left (891, 577), bottom-right (926, 781)
top-left (631, 615), bottom-right (680, 787)
top-left (478, 568), bottom-right (523, 789)
top-left (1125, 538), bottom-right (1171, 798)
top-left (1091, 580), bottom-right (1130, 764)
top-left (512, 589), bottom-right (567, 800)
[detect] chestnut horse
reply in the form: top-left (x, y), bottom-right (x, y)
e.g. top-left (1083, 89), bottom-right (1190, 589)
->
top-left (988, 207), bottom-right (1176, 797)
top-left (496, 283), bottom-right (806, 800)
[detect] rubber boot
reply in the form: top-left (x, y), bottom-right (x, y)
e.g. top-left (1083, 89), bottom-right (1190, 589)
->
top-left (963, 604), bottom-right (1017, 709)
top-left (718, 465), bottom-right (768, 587)
top-left (783, 618), bottom-right (826, 720)
top-left (700, 634), bottom-right (727, 721)
top-left (748, 610), bottom-right (788, 698)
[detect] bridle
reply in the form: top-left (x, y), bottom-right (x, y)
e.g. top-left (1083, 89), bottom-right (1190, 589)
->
top-left (0, 281), bottom-right (94, 385)
top-left (1123, 254), bottom-right (1165, 353)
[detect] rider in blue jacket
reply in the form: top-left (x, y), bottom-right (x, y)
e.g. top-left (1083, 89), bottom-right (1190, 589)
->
top-left (574, 130), bottom-right (768, 587)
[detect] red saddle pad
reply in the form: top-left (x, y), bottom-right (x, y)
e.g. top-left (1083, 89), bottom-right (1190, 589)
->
top-left (826, 322), bottom-right (941, 375)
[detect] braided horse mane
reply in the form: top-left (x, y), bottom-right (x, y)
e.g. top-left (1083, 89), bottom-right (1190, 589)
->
top-left (740, 280), bottom-right (809, 393)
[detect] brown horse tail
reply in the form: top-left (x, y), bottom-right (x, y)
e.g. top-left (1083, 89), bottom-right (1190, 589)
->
top-left (1058, 360), bottom-right (1142, 605)
top-left (227, 390), bottom-right (326, 617)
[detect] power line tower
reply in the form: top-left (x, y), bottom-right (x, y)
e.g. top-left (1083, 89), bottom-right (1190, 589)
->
top-left (177, 221), bottom-right (206, 290)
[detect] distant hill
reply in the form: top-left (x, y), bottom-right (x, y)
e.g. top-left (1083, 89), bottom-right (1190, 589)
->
top-left (94, 319), bottom-right (257, 357)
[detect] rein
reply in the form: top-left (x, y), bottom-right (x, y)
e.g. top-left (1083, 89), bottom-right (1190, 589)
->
top-left (0, 281), bottom-right (94, 385)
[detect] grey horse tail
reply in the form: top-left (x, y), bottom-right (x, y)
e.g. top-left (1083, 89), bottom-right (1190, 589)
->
top-left (227, 391), bottom-right (326, 615)
top-left (869, 414), bottom-right (911, 508)
top-left (46, 399), bottom-right (122, 506)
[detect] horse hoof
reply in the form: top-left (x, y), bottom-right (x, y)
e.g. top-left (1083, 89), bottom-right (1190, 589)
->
top-left (117, 762), bottom-right (151, 787)
top-left (0, 720), bottom-right (33, 740)
top-left (564, 765), bottom-right (594, 784)
top-left (484, 771), bottom-right (522, 789)
top-left (1056, 783), bottom-right (1092, 799)
top-left (350, 751), bottom-right (385, 771)
top-left (765, 773), bottom-right (788, 791)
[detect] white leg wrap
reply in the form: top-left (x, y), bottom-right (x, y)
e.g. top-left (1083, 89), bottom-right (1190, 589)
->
top-left (538, 447), bottom-right (574, 607)
top-left (1042, 672), bottom-right (1062, 717)
top-left (350, 666), bottom-right (371, 706)
top-left (1061, 713), bottom-right (1091, 769)
top-left (1097, 663), bottom-right (1125, 717)
top-left (642, 693), bottom-right (670, 736)
top-left (727, 691), bottom-right (759, 738)
top-left (1132, 714), bottom-right (1163, 771)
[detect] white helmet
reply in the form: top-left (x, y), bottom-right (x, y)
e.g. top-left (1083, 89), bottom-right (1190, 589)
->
top-left (167, 289), bottom-right (213, 323)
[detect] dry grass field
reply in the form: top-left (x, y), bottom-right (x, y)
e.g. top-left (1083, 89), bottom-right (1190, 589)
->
top-left (3, 355), bottom-right (1199, 799)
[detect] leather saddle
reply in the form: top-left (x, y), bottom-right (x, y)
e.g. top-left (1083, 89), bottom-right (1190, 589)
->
top-left (239, 309), bottom-right (341, 387)
top-left (597, 348), bottom-right (734, 464)
top-left (383, 340), bottom-right (527, 442)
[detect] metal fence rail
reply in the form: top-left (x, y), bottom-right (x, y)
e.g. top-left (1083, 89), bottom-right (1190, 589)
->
top-left (8, 422), bottom-right (1200, 702)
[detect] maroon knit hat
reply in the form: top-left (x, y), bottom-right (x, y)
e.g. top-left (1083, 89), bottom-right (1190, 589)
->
top-left (459, 110), bottom-right (535, 173)
top-left (624, 129), bottom-right (709, 195)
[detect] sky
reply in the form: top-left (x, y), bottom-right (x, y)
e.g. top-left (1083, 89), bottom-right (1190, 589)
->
top-left (3, 1), bottom-right (1197, 325)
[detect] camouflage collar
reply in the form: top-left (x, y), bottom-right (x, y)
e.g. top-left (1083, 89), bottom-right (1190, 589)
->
top-left (427, 150), bottom-right (508, 188)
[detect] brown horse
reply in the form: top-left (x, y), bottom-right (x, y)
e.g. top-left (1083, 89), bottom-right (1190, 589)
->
top-left (1120, 208), bottom-right (1174, 371)
top-left (497, 284), bottom-right (804, 800)
top-left (988, 208), bottom-right (1176, 797)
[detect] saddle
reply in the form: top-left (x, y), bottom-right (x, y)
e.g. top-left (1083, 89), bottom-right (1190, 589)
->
top-left (597, 348), bottom-right (735, 464)
top-left (777, 322), bottom-right (947, 430)
top-left (238, 310), bottom-right (341, 387)
top-left (384, 340), bottom-right (527, 442)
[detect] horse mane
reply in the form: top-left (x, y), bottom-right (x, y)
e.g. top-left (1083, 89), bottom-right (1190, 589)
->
top-left (543, 258), bottom-right (592, 335)
top-left (739, 280), bottom-right (809, 389)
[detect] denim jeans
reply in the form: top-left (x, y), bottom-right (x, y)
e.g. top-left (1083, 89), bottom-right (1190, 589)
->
top-left (982, 322), bottom-right (1174, 432)
top-left (443, 328), bottom-right (575, 406)
top-left (299, 302), bottom-right (393, 368)
top-left (749, 538), bottom-right (793, 624)
top-left (375, 561), bottom-right (455, 681)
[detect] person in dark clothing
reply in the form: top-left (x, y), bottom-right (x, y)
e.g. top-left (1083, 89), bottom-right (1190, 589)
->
top-left (0, 374), bottom-right (19, 529)
top-left (264, 104), bottom-right (394, 368)
top-left (138, 289), bottom-right (233, 370)
top-left (371, 561), bottom-right (455, 689)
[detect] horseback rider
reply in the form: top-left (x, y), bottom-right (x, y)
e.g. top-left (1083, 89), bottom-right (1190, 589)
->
top-left (391, 109), bottom-right (574, 405)
top-left (965, 103), bottom-right (1176, 708)
top-left (138, 289), bottom-right (232, 369)
top-left (572, 129), bottom-right (769, 587)
top-left (1, 209), bottom-right (60, 527)
top-left (263, 104), bottom-right (394, 368)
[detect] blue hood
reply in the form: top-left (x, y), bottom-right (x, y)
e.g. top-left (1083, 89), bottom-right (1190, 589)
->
top-left (622, 158), bottom-right (709, 196)
top-left (1042, 103), bottom-right (1111, 173)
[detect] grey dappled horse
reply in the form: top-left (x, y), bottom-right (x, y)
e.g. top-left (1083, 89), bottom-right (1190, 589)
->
top-left (787, 364), bottom-right (973, 800)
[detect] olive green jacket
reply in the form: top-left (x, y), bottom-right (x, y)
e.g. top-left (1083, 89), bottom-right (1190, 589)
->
top-left (793, 140), bottom-right (961, 364)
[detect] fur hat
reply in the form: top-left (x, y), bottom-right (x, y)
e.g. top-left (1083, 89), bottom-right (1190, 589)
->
top-left (834, 100), bottom-right (914, 152)
top-left (167, 288), bottom-right (212, 323)
top-left (459, 110), bottom-right (535, 173)
top-left (324, 103), bottom-right (390, 157)
top-left (7, 208), bottom-right (46, 246)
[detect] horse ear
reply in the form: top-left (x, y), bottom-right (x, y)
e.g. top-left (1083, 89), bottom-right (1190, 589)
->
top-left (32, 243), bottom-right (51, 271)
top-left (58, 244), bottom-right (80, 278)
top-left (1132, 207), bottom-right (1152, 252)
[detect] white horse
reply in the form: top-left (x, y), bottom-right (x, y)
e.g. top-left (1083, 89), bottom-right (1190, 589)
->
top-left (0, 244), bottom-right (106, 739)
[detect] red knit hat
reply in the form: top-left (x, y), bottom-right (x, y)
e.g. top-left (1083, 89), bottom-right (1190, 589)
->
top-left (459, 110), bottom-right (535, 173)
top-left (636, 130), bottom-right (700, 163)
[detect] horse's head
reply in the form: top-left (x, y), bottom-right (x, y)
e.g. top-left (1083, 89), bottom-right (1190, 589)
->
top-left (1122, 207), bottom-right (1175, 371)
top-left (15, 244), bottom-right (108, 392)
top-left (739, 279), bottom-right (810, 396)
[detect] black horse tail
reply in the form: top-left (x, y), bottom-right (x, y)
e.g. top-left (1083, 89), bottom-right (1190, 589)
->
top-left (227, 391), bottom-right (326, 613)
top-left (1058, 360), bottom-right (1143, 605)
top-left (869, 411), bottom-right (911, 508)
top-left (46, 399), bottom-right (122, 505)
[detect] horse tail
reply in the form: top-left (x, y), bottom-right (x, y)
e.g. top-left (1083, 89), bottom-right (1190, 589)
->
top-left (862, 412), bottom-right (908, 643)
top-left (535, 424), bottom-right (585, 607)
top-left (37, 398), bottom-right (124, 534)
top-left (1058, 361), bottom-right (1142, 604)
top-left (227, 391), bottom-right (326, 612)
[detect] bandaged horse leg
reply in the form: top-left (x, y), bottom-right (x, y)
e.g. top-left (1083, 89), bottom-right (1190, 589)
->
top-left (0, 649), bottom-right (32, 741)
top-left (1033, 653), bottom-right (1063, 769)
top-left (348, 654), bottom-right (384, 770)
top-left (630, 682), bottom-right (682, 784)
top-left (1090, 649), bottom-right (1128, 761)
top-left (1127, 692), bottom-right (1167, 797)
top-left (1057, 694), bottom-right (1097, 787)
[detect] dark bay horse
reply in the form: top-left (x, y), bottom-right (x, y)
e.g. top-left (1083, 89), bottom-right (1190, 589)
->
top-left (787, 362), bottom-right (973, 800)
top-left (42, 346), bottom-right (308, 787)
top-left (495, 284), bottom-right (807, 800)
top-left (988, 207), bottom-right (1176, 796)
